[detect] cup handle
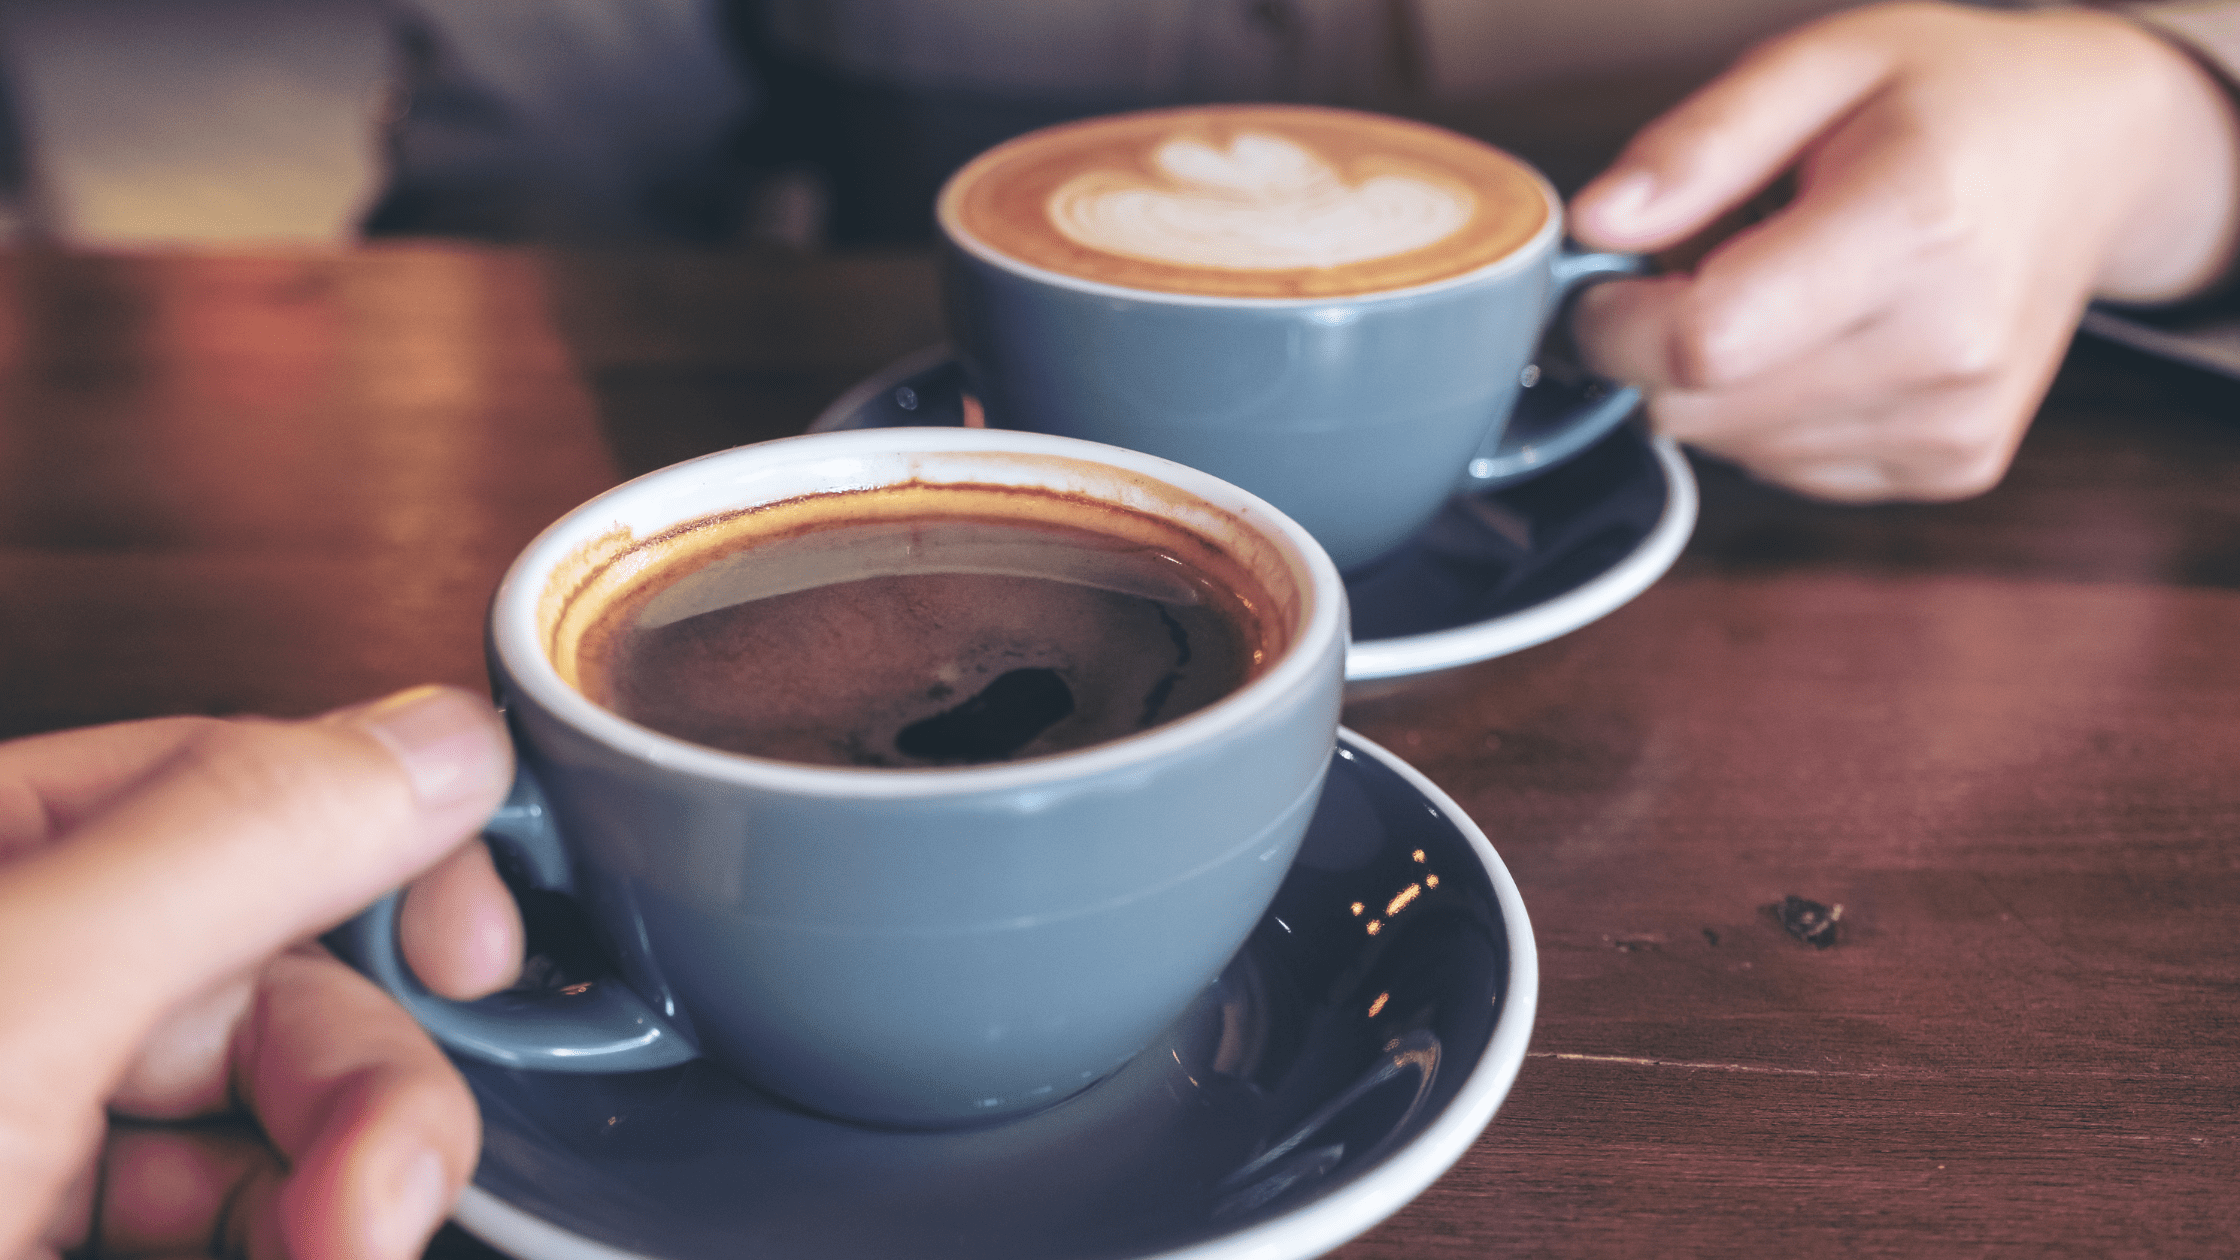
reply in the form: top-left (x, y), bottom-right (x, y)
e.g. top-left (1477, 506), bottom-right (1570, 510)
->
top-left (1460, 247), bottom-right (1650, 491)
top-left (328, 763), bottom-right (698, 1073)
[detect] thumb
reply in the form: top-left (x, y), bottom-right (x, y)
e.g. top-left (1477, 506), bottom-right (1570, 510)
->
top-left (1570, 12), bottom-right (1896, 252)
top-left (0, 686), bottom-right (512, 1099)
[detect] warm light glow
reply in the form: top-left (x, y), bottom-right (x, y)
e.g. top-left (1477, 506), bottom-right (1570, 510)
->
top-left (1350, 901), bottom-right (1365, 916)
top-left (1387, 883), bottom-right (1421, 917)
top-left (1412, 849), bottom-right (1426, 863)
top-left (1425, 874), bottom-right (1439, 888)
top-left (1366, 919), bottom-right (1382, 935)
top-left (1367, 992), bottom-right (1389, 1018)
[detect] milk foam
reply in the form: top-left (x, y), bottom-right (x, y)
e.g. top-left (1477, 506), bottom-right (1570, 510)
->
top-left (1046, 132), bottom-right (1475, 271)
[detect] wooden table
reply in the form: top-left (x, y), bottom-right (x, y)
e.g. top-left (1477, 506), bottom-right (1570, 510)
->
top-left (3, 244), bottom-right (2236, 1255)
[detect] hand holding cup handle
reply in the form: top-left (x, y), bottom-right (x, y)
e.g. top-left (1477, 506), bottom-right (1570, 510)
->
top-left (1459, 247), bottom-right (1650, 491)
top-left (333, 762), bottom-right (699, 1073)
top-left (938, 105), bottom-right (1656, 571)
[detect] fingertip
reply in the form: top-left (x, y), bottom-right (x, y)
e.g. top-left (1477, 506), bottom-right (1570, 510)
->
top-left (1575, 147), bottom-right (1748, 254)
top-left (369, 1147), bottom-right (453, 1260)
top-left (1565, 271), bottom-right (1696, 390)
top-left (400, 841), bottom-right (525, 1000)
top-left (1566, 279), bottom-right (1631, 373)
top-left (283, 1131), bottom-right (461, 1260)
top-left (1577, 10), bottom-right (1892, 253)
top-left (337, 686), bottom-right (511, 816)
top-left (258, 952), bottom-right (480, 1260)
top-left (1572, 169), bottom-right (1663, 249)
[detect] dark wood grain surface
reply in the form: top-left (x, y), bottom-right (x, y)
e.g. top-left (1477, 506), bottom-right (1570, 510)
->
top-left (2, 245), bottom-right (2235, 1256)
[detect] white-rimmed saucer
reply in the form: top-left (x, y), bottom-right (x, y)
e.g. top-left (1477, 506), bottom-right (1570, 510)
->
top-left (808, 347), bottom-right (1695, 682)
top-left (446, 729), bottom-right (1535, 1260)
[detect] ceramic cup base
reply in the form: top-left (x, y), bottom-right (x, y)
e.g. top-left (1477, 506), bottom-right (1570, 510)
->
top-left (447, 730), bottom-right (1536, 1260)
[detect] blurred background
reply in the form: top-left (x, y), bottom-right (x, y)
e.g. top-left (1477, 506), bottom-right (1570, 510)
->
top-left (0, 0), bottom-right (2041, 256)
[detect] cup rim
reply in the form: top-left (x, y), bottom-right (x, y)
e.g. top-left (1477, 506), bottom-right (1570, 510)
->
top-left (935, 102), bottom-right (1565, 309)
top-left (490, 427), bottom-right (1348, 800)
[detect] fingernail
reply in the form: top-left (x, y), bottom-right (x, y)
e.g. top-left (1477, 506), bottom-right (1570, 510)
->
top-left (347, 686), bottom-right (506, 809)
top-left (371, 1149), bottom-right (451, 1259)
top-left (1584, 170), bottom-right (1659, 234)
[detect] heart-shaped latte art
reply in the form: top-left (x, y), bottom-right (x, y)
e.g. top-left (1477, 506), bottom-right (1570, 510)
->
top-left (1047, 132), bottom-right (1476, 271)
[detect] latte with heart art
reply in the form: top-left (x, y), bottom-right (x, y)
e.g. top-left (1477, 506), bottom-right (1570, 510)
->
top-left (940, 105), bottom-right (1550, 299)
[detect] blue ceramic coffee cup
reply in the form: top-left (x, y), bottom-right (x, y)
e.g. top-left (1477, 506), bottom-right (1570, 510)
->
top-left (338, 428), bottom-right (1347, 1128)
top-left (939, 104), bottom-right (1644, 573)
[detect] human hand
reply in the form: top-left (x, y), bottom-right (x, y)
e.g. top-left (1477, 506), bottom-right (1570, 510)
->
top-left (1, 686), bottom-right (513, 1260)
top-left (1568, 1), bottom-right (2240, 501)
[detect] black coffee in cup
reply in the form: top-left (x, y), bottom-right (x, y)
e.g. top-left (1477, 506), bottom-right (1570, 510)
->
top-left (561, 483), bottom-right (1282, 767)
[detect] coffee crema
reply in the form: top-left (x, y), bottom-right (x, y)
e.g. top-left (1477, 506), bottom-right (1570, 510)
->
top-left (551, 483), bottom-right (1284, 768)
top-left (940, 104), bottom-right (1550, 300)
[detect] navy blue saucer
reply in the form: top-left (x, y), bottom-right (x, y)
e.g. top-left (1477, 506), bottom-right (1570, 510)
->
top-left (809, 348), bottom-right (1695, 681)
top-left (450, 732), bottom-right (1536, 1260)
